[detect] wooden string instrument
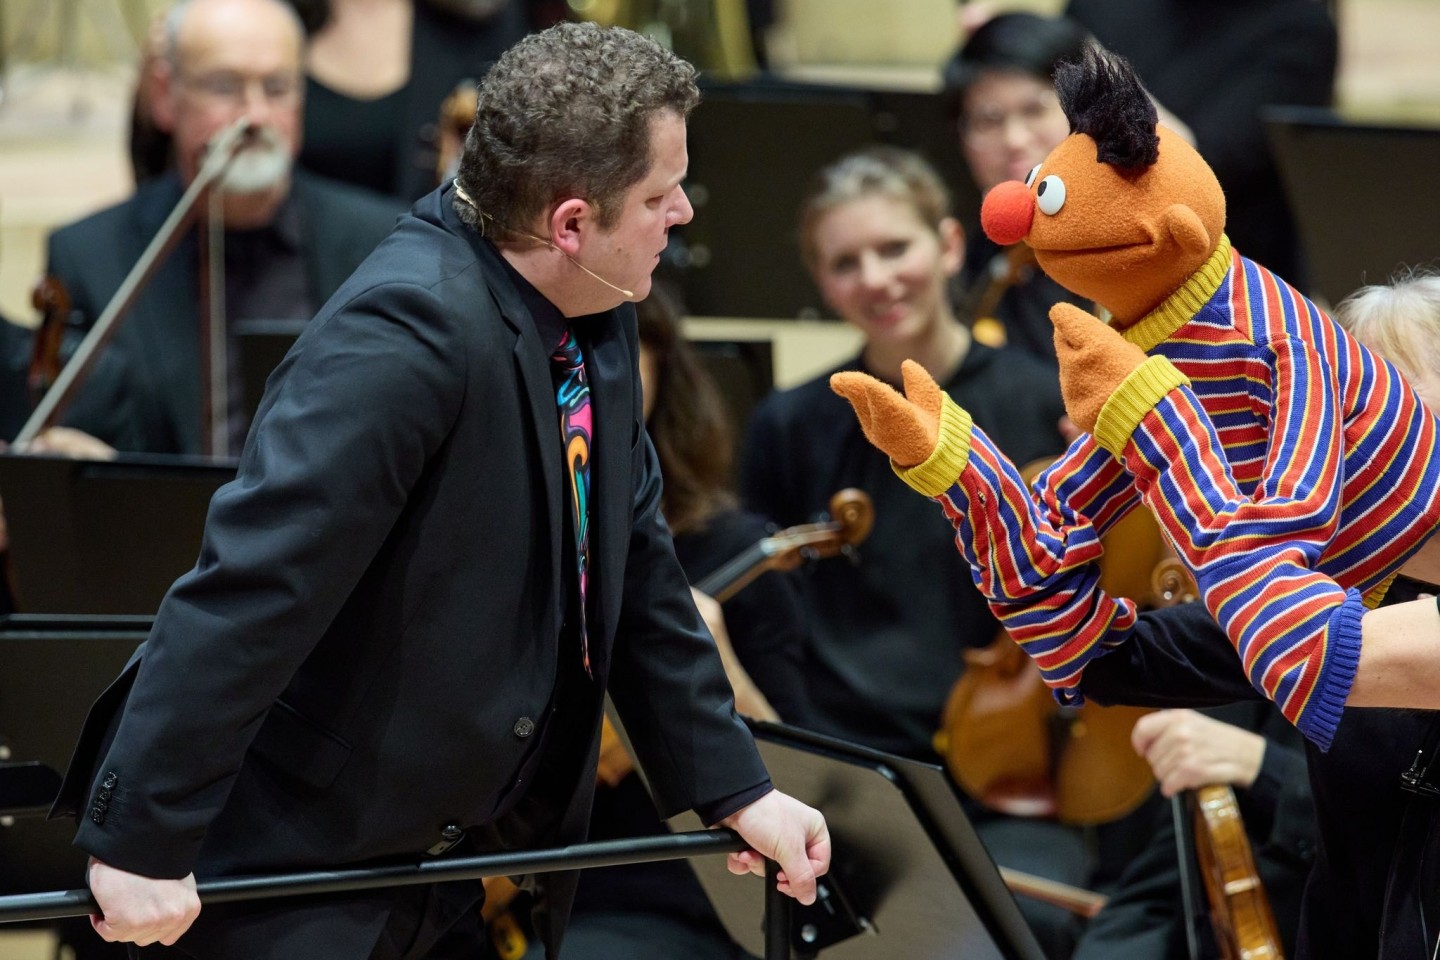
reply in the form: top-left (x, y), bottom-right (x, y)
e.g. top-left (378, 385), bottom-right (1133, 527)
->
top-left (27, 276), bottom-right (71, 406)
top-left (1190, 784), bottom-right (1285, 959)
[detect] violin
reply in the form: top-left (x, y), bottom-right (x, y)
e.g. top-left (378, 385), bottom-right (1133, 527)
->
top-left (27, 276), bottom-right (71, 406)
top-left (596, 487), bottom-right (875, 784)
top-left (1189, 784), bottom-right (1285, 959)
top-left (693, 488), bottom-right (873, 602)
top-left (934, 456), bottom-right (1198, 826)
top-left (962, 243), bottom-right (1040, 350)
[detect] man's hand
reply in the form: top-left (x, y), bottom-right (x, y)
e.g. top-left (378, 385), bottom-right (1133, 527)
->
top-left (830, 360), bottom-right (945, 468)
top-left (1131, 709), bottom-right (1266, 798)
top-left (88, 857), bottom-right (200, 947)
top-left (1050, 302), bottom-right (1149, 436)
top-left (719, 790), bottom-right (830, 905)
top-left (20, 427), bottom-right (118, 460)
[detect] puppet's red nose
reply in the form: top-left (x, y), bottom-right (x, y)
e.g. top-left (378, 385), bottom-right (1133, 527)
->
top-left (980, 180), bottom-right (1036, 246)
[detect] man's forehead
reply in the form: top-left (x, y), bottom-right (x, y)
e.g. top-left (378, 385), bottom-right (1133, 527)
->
top-left (176, 0), bottom-right (302, 67)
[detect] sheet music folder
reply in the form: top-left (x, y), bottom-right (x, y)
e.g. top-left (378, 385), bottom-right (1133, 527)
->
top-left (0, 615), bottom-right (148, 892)
top-left (1263, 106), bottom-right (1440, 307)
top-left (0, 452), bottom-right (236, 615)
top-left (672, 722), bottom-right (1046, 959)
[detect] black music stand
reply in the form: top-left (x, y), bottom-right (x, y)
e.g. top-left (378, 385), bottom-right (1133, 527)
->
top-left (233, 318), bottom-right (306, 426)
top-left (677, 81), bottom-right (978, 319)
top-left (670, 723), bottom-right (1047, 959)
top-left (0, 616), bottom-right (148, 893)
top-left (0, 453), bottom-right (235, 615)
top-left (1263, 106), bottom-right (1440, 307)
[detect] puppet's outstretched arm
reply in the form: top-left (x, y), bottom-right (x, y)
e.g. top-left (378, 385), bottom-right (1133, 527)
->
top-left (1054, 302), bottom-right (1440, 750)
top-left (832, 363), bottom-right (1140, 693)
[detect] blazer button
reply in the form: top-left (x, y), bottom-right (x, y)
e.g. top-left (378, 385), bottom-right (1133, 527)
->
top-left (513, 717), bottom-right (535, 739)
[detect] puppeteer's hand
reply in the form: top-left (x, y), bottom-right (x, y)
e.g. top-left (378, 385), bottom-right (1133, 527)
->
top-left (719, 789), bottom-right (830, 905)
top-left (1050, 302), bottom-right (1150, 436)
top-left (87, 857), bottom-right (200, 947)
top-left (1131, 710), bottom-right (1266, 798)
top-left (830, 359), bottom-right (945, 468)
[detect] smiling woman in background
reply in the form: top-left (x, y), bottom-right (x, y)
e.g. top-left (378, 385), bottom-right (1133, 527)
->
top-left (740, 145), bottom-right (1076, 958)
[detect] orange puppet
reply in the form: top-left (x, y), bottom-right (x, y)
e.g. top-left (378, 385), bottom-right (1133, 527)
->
top-left (831, 45), bottom-right (1440, 748)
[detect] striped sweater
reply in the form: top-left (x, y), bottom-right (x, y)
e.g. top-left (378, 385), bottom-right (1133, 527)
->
top-left (898, 238), bottom-right (1440, 749)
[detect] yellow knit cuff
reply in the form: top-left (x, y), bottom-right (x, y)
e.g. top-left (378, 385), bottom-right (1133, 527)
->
top-left (1092, 356), bottom-right (1190, 457)
top-left (894, 393), bottom-right (973, 498)
top-left (1363, 570), bottom-right (1397, 610)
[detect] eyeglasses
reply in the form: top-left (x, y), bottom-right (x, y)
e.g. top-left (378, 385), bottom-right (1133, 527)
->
top-left (180, 70), bottom-right (301, 106)
top-left (962, 92), bottom-right (1063, 147)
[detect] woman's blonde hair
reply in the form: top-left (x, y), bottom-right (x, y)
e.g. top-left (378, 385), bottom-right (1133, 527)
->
top-left (1334, 267), bottom-right (1440, 382)
top-left (797, 146), bottom-right (952, 270)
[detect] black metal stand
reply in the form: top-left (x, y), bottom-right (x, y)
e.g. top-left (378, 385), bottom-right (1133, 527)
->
top-left (765, 858), bottom-right (792, 960)
top-left (0, 831), bottom-right (796, 960)
top-left (0, 830), bottom-right (744, 924)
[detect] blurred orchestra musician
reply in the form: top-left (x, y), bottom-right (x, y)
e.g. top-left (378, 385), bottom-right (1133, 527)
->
top-left (288, 0), bottom-right (530, 202)
top-left (37, 0), bottom-right (404, 458)
top-left (740, 146), bottom-right (1080, 958)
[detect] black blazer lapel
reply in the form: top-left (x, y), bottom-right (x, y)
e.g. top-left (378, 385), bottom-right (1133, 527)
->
top-left (473, 242), bottom-right (565, 599)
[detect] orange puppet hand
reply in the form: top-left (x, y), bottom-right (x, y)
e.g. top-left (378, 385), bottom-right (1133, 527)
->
top-left (1051, 302), bottom-right (1150, 436)
top-left (830, 360), bottom-right (943, 469)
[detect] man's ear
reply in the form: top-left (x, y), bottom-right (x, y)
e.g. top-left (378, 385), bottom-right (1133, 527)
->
top-left (548, 198), bottom-right (595, 257)
top-left (149, 57), bottom-right (179, 134)
top-left (939, 216), bottom-right (965, 277)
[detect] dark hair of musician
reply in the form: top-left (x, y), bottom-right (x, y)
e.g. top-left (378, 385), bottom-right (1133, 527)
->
top-left (941, 13), bottom-right (1090, 133)
top-left (454, 21), bottom-right (700, 239)
top-left (636, 288), bottom-right (737, 535)
top-left (1055, 44), bottom-right (1160, 170)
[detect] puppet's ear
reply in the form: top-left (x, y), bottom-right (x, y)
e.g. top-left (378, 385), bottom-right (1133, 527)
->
top-left (1160, 205), bottom-right (1212, 261)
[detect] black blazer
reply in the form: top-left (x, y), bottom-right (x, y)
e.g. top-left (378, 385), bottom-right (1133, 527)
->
top-left (46, 170), bottom-right (406, 454)
top-left (55, 184), bottom-right (768, 956)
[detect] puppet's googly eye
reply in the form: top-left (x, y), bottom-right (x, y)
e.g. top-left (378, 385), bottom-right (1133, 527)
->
top-left (1024, 165), bottom-right (1041, 188)
top-left (1035, 175), bottom-right (1066, 215)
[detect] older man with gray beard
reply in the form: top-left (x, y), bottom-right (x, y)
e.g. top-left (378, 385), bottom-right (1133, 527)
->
top-left (37, 0), bottom-right (405, 458)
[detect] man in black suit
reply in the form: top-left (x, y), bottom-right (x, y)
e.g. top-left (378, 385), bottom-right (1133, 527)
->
top-left (38, 0), bottom-right (405, 457)
top-left (56, 15), bottom-right (830, 959)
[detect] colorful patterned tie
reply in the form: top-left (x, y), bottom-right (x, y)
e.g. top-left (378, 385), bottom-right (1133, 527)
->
top-left (551, 328), bottom-right (593, 677)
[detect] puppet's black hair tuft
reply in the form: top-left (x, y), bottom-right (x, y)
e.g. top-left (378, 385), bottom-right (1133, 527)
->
top-left (1055, 44), bottom-right (1160, 169)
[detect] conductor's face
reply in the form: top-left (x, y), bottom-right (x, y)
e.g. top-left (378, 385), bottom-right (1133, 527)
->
top-left (582, 110), bottom-right (694, 307)
top-left (154, 0), bottom-right (304, 195)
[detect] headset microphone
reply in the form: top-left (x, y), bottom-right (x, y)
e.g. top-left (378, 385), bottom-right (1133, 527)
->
top-left (454, 183), bottom-right (635, 300)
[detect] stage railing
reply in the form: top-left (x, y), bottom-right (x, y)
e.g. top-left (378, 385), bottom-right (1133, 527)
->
top-left (0, 829), bottom-right (794, 958)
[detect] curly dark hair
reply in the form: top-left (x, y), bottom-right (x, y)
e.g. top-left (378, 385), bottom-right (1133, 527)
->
top-left (454, 21), bottom-right (699, 239)
top-left (1055, 43), bottom-right (1159, 170)
top-left (636, 289), bottom-right (737, 535)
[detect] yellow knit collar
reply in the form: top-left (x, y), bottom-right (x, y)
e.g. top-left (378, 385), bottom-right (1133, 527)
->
top-left (1117, 235), bottom-right (1232, 352)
